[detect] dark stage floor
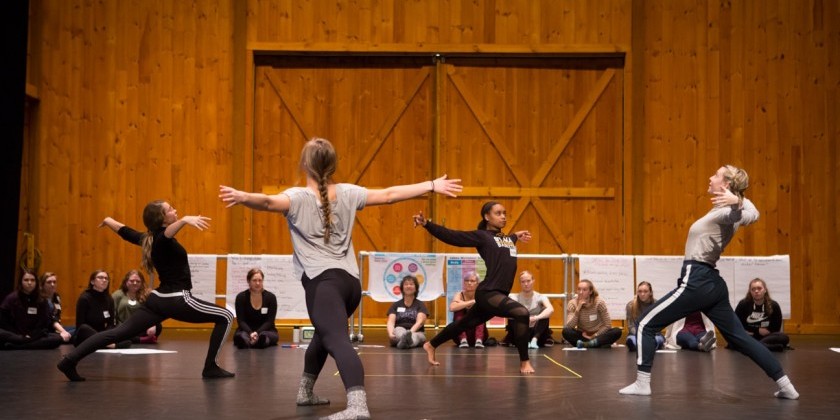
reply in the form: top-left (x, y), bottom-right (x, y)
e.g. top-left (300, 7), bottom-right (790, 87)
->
top-left (2, 329), bottom-right (838, 419)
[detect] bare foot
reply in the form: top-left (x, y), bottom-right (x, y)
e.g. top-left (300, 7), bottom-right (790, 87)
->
top-left (423, 342), bottom-right (440, 366)
top-left (520, 360), bottom-right (535, 374)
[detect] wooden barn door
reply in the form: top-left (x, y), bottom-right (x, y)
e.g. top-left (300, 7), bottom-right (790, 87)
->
top-left (438, 57), bottom-right (625, 259)
top-left (251, 55), bottom-right (625, 320)
top-left (252, 56), bottom-right (437, 256)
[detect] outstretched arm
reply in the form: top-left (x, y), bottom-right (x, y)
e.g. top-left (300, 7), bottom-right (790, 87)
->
top-left (219, 185), bottom-right (290, 213)
top-left (99, 217), bottom-right (125, 233)
top-left (366, 174), bottom-right (462, 206)
top-left (164, 215), bottom-right (210, 238)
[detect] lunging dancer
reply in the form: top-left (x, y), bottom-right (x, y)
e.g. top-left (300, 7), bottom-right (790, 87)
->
top-left (219, 137), bottom-right (461, 419)
top-left (620, 165), bottom-right (799, 399)
top-left (414, 201), bottom-right (535, 374)
top-left (57, 201), bottom-right (234, 381)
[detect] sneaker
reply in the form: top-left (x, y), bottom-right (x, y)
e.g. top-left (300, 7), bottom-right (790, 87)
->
top-left (475, 339), bottom-right (484, 349)
top-left (528, 339), bottom-right (539, 349)
top-left (699, 337), bottom-right (717, 352)
top-left (576, 340), bottom-right (585, 349)
top-left (459, 338), bottom-right (469, 348)
top-left (544, 338), bottom-right (554, 347)
top-left (699, 331), bottom-right (714, 346)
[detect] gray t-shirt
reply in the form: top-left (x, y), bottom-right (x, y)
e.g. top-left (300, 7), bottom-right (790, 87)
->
top-left (510, 291), bottom-right (547, 316)
top-left (683, 198), bottom-right (759, 266)
top-left (283, 184), bottom-right (367, 281)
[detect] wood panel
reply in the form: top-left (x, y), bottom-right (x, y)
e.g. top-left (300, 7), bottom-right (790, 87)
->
top-left (22, 0), bottom-right (839, 332)
top-left (635, 0), bottom-right (840, 333)
top-left (24, 0), bottom-right (235, 327)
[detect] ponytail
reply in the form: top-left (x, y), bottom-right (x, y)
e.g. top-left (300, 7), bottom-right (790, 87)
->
top-left (141, 232), bottom-right (155, 275)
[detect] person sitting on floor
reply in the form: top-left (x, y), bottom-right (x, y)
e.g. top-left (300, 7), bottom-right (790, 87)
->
top-left (0, 269), bottom-right (64, 350)
top-left (734, 278), bottom-right (789, 352)
top-left (504, 271), bottom-right (554, 349)
top-left (112, 269), bottom-right (162, 344)
top-left (386, 275), bottom-right (429, 349)
top-left (233, 268), bottom-right (279, 349)
top-left (625, 281), bottom-right (665, 352)
top-left (664, 310), bottom-right (716, 352)
top-left (449, 271), bottom-right (489, 348)
top-left (562, 279), bottom-right (622, 348)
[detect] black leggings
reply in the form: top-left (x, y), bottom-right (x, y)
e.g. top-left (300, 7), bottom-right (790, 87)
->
top-left (302, 269), bottom-right (363, 390)
top-left (65, 290), bottom-right (232, 368)
top-left (431, 290), bottom-right (531, 361)
top-left (561, 326), bottom-right (622, 347)
top-left (0, 329), bottom-right (63, 350)
top-left (635, 261), bottom-right (785, 380)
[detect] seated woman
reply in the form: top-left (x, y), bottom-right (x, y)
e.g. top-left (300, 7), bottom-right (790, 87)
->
top-left (233, 268), bottom-right (278, 349)
top-left (664, 311), bottom-right (716, 352)
top-left (624, 281), bottom-right (665, 352)
top-left (112, 269), bottom-right (162, 344)
top-left (40, 271), bottom-right (74, 341)
top-left (562, 279), bottom-right (622, 348)
top-left (505, 271), bottom-right (554, 349)
top-left (386, 275), bottom-right (429, 349)
top-left (75, 269), bottom-right (130, 348)
top-left (0, 269), bottom-right (64, 350)
top-left (449, 271), bottom-right (488, 348)
top-left (734, 278), bottom-right (789, 352)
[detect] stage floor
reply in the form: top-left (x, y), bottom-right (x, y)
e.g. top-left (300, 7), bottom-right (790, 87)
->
top-left (2, 329), bottom-right (838, 419)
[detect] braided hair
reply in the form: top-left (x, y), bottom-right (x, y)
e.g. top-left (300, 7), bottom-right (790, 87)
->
top-left (300, 138), bottom-right (338, 244)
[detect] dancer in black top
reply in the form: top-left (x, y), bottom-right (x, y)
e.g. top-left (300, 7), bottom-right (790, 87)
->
top-left (57, 200), bottom-right (234, 381)
top-left (414, 201), bottom-right (535, 374)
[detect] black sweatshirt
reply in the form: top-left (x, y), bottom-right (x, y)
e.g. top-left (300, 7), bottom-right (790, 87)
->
top-left (75, 289), bottom-right (116, 331)
top-left (234, 290), bottom-right (278, 333)
top-left (118, 226), bottom-right (192, 292)
top-left (423, 222), bottom-right (519, 293)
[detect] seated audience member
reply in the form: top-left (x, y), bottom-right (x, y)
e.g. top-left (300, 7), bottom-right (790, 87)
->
top-left (233, 268), bottom-right (278, 349)
top-left (386, 275), bottom-right (429, 349)
top-left (504, 271), bottom-right (554, 349)
top-left (0, 269), bottom-right (63, 350)
top-left (665, 310), bottom-right (716, 352)
top-left (40, 271), bottom-right (74, 341)
top-left (112, 269), bottom-right (162, 344)
top-left (75, 269), bottom-right (129, 348)
top-left (734, 278), bottom-right (789, 352)
top-left (562, 279), bottom-right (622, 348)
top-left (449, 271), bottom-right (488, 348)
top-left (624, 281), bottom-right (665, 352)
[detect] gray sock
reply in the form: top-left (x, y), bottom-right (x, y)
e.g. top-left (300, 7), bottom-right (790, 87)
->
top-left (321, 387), bottom-right (370, 420)
top-left (297, 373), bottom-right (330, 406)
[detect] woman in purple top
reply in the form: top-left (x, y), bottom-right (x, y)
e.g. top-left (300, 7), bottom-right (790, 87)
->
top-left (0, 269), bottom-right (63, 350)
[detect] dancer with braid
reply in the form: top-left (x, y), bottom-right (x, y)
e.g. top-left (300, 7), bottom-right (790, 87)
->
top-left (620, 165), bottom-right (799, 399)
top-left (414, 201), bottom-right (536, 374)
top-left (219, 137), bottom-right (461, 420)
top-left (57, 201), bottom-right (234, 381)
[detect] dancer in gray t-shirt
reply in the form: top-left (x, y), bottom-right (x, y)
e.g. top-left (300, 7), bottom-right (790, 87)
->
top-left (619, 165), bottom-right (799, 400)
top-left (220, 137), bottom-right (462, 420)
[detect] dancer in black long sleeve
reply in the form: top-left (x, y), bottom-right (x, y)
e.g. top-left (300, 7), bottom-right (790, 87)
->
top-left (414, 201), bottom-right (535, 374)
top-left (58, 201), bottom-right (234, 381)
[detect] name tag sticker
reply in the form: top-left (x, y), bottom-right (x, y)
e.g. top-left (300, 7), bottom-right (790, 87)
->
top-left (103, 311), bottom-right (111, 318)
top-left (27, 307), bottom-right (38, 315)
top-left (397, 307), bottom-right (406, 313)
top-left (589, 314), bottom-right (598, 322)
top-left (261, 307), bottom-right (268, 314)
top-left (760, 321), bottom-right (770, 328)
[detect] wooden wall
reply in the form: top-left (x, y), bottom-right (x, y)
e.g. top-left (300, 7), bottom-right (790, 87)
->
top-left (21, 0), bottom-right (838, 332)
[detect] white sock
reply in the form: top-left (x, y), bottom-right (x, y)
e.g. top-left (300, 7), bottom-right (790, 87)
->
top-left (619, 371), bottom-right (652, 396)
top-left (774, 375), bottom-right (800, 400)
top-left (323, 387), bottom-right (370, 420)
